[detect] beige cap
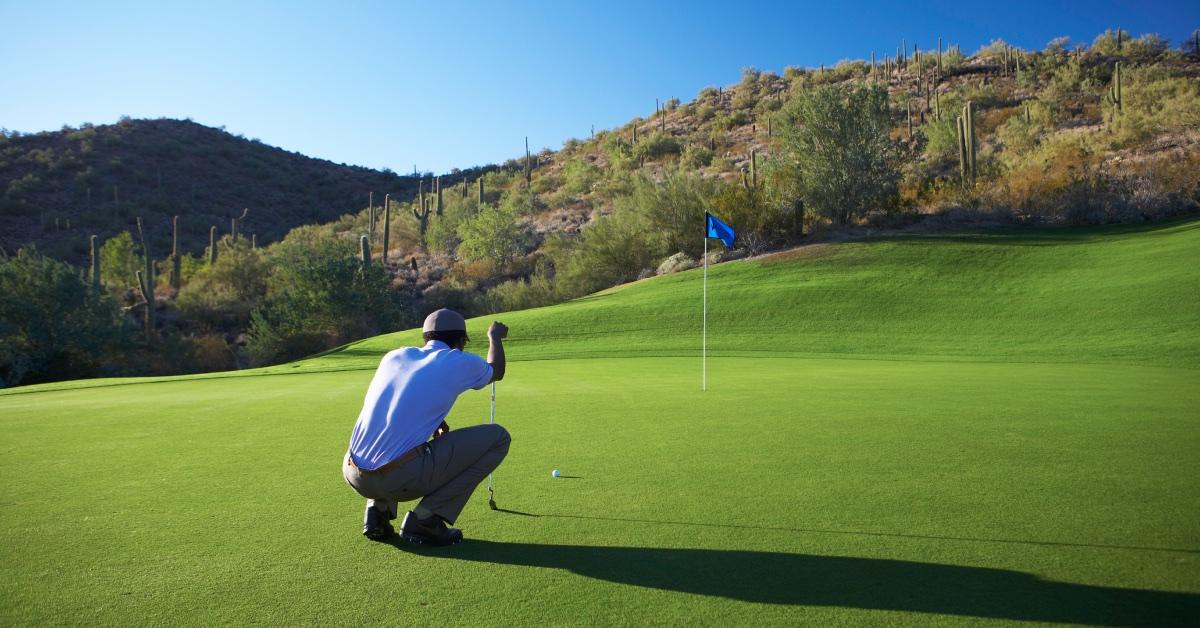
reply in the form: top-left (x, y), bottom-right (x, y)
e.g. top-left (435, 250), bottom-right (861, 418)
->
top-left (422, 308), bottom-right (469, 338)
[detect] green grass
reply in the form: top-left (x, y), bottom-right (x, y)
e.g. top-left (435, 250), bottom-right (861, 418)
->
top-left (3, 219), bottom-right (1199, 625)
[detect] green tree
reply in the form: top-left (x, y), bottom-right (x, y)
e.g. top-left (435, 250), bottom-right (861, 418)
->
top-left (99, 230), bottom-right (143, 291)
top-left (775, 84), bottom-right (901, 224)
top-left (550, 209), bottom-right (658, 298)
top-left (617, 171), bottom-right (714, 259)
top-left (0, 247), bottom-right (128, 387)
top-left (456, 204), bottom-right (530, 268)
top-left (246, 235), bottom-right (414, 366)
top-left (176, 242), bottom-right (268, 327)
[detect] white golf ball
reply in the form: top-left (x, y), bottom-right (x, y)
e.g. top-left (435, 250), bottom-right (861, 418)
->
top-left (552, 469), bottom-right (561, 478)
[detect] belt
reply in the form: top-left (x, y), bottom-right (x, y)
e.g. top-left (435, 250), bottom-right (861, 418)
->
top-left (347, 443), bottom-right (430, 474)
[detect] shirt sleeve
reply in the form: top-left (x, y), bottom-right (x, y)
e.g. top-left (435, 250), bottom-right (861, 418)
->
top-left (462, 353), bottom-right (493, 391)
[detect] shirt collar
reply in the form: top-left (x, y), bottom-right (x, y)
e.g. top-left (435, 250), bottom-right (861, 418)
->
top-left (425, 340), bottom-right (451, 350)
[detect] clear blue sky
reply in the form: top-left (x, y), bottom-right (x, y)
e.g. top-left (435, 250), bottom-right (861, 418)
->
top-left (2, 0), bottom-right (1196, 175)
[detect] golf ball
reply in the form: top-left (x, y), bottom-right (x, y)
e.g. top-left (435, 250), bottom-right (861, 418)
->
top-left (552, 469), bottom-right (561, 478)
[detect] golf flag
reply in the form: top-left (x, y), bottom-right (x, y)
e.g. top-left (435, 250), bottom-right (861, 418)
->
top-left (702, 212), bottom-right (735, 392)
top-left (706, 212), bottom-right (736, 248)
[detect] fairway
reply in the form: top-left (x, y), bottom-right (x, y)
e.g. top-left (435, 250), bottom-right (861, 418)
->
top-left (3, 220), bottom-right (1200, 625)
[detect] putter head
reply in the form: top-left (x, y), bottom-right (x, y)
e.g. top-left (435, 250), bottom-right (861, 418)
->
top-left (488, 497), bottom-right (497, 510)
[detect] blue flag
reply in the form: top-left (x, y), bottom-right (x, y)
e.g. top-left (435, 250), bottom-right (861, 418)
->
top-left (706, 212), bottom-right (736, 249)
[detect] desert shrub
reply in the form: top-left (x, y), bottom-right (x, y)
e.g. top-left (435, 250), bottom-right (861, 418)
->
top-left (990, 133), bottom-right (1096, 219)
top-left (0, 247), bottom-right (129, 387)
top-left (421, 279), bottom-right (482, 317)
top-left (530, 171), bottom-right (558, 195)
top-left (551, 209), bottom-right (658, 298)
top-left (712, 172), bottom-right (802, 253)
top-left (426, 195), bottom-right (475, 255)
top-left (680, 143), bottom-right (714, 169)
top-left (246, 234), bottom-right (414, 366)
top-left (632, 132), bottom-right (682, 161)
top-left (994, 100), bottom-right (1054, 153)
top-left (483, 270), bottom-right (558, 313)
top-left (456, 203), bottom-right (532, 268)
top-left (713, 110), bottom-right (751, 130)
top-left (1105, 69), bottom-right (1200, 147)
top-left (558, 158), bottom-right (601, 198)
top-left (774, 83), bottom-right (902, 223)
top-left (176, 243), bottom-right (268, 327)
top-left (616, 171), bottom-right (714, 259)
top-left (1090, 29), bottom-right (1129, 56)
top-left (601, 132), bottom-right (635, 171)
top-left (695, 102), bottom-right (717, 122)
top-left (98, 230), bottom-right (143, 292)
top-left (189, 333), bottom-right (235, 372)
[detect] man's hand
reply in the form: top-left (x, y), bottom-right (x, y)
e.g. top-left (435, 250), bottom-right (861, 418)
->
top-left (488, 321), bottom-right (507, 382)
top-left (433, 420), bottom-right (449, 439)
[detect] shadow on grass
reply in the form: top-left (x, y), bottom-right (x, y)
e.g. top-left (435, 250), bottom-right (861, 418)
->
top-left (393, 538), bottom-right (1199, 625)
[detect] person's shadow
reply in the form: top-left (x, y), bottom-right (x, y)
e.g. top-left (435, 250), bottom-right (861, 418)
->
top-left (390, 538), bottom-right (1199, 626)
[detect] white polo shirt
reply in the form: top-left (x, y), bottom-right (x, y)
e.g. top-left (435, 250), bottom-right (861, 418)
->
top-left (348, 340), bottom-right (493, 470)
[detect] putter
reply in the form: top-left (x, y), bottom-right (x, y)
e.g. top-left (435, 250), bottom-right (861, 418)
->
top-left (487, 381), bottom-right (498, 510)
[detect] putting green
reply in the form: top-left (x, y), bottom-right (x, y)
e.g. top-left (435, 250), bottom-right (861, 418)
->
top-left (2, 220), bottom-right (1199, 625)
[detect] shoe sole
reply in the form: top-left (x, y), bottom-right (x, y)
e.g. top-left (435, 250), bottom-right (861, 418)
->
top-left (400, 532), bottom-right (462, 546)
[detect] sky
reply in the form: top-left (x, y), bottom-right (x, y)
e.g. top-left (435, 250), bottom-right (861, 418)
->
top-left (2, 0), bottom-right (1197, 175)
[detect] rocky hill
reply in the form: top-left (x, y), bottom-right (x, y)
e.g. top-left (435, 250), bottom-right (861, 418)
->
top-left (0, 118), bottom-right (422, 263)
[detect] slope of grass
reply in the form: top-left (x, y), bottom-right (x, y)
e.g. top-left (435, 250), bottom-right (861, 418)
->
top-left (1, 221), bottom-right (1198, 625)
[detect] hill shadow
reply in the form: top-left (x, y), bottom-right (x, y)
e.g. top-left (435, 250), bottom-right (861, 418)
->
top-left (392, 540), bottom-right (1200, 625)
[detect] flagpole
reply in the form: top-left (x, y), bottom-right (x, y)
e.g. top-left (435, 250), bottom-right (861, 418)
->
top-left (703, 234), bottom-right (707, 392)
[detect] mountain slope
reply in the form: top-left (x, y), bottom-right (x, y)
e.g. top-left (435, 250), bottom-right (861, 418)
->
top-left (0, 118), bottom-right (416, 262)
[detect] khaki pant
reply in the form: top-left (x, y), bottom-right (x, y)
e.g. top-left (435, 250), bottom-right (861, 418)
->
top-left (343, 423), bottom-right (511, 524)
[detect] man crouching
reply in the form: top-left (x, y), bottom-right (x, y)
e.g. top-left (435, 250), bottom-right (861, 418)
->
top-left (343, 308), bottom-right (510, 545)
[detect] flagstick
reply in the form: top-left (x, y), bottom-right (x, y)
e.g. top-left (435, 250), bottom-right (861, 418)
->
top-left (703, 236), bottom-right (708, 392)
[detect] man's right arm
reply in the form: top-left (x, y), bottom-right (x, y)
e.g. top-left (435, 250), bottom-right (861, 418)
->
top-left (487, 321), bottom-right (507, 382)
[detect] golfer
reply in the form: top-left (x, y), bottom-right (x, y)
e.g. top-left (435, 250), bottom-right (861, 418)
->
top-left (343, 309), bottom-right (510, 545)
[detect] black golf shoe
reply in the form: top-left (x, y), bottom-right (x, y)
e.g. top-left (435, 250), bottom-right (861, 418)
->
top-left (362, 506), bottom-right (396, 541)
top-left (399, 511), bottom-right (463, 546)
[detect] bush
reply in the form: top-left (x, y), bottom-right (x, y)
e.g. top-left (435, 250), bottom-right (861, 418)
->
top-left (616, 171), bottom-right (714, 259)
top-left (98, 230), bottom-right (143, 292)
top-left (0, 247), bottom-right (129, 386)
top-left (551, 209), bottom-right (658, 298)
top-left (680, 143), bottom-right (714, 169)
top-left (631, 132), bottom-right (682, 161)
top-left (456, 203), bottom-right (532, 268)
top-left (558, 158), bottom-right (601, 198)
top-left (246, 234), bottom-right (415, 366)
top-left (176, 243), bottom-right (268, 327)
top-left (483, 271), bottom-right (558, 313)
top-left (775, 83), bottom-right (902, 223)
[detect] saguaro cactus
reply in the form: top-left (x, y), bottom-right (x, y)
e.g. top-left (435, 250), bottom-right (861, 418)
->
top-left (170, 215), bottom-right (181, 291)
top-left (418, 178), bottom-right (425, 217)
top-left (208, 226), bottom-right (217, 264)
top-left (1108, 62), bottom-right (1123, 113)
top-left (435, 176), bottom-right (443, 216)
top-left (477, 177), bottom-right (484, 205)
top-left (382, 193), bottom-right (390, 264)
top-left (135, 217), bottom-right (155, 339)
top-left (89, 235), bottom-right (101, 294)
top-left (368, 191), bottom-right (375, 245)
top-left (524, 136), bottom-right (531, 186)
top-left (956, 100), bottom-right (978, 186)
top-left (412, 192), bottom-right (432, 247)
top-left (750, 150), bottom-right (757, 188)
top-left (359, 235), bottom-right (371, 268)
